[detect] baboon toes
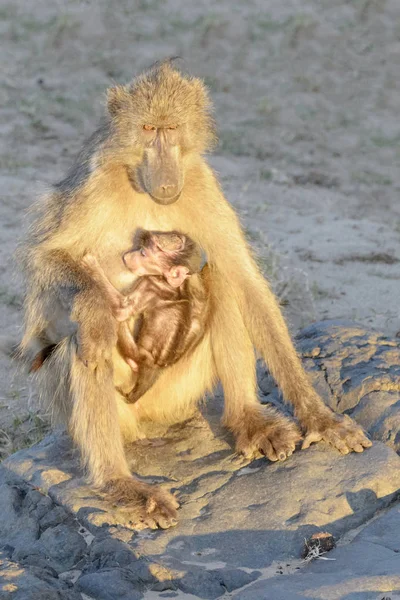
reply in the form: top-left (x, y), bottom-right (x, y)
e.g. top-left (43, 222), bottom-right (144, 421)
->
top-left (258, 422), bottom-right (301, 462)
top-left (143, 489), bottom-right (179, 529)
top-left (302, 413), bottom-right (372, 454)
top-left (236, 414), bottom-right (302, 462)
top-left (105, 477), bottom-right (179, 530)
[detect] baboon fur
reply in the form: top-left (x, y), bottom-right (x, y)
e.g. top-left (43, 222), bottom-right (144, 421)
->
top-left (19, 61), bottom-right (371, 528)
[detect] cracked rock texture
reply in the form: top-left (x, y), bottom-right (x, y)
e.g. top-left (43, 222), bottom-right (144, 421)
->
top-left (2, 321), bottom-right (400, 599)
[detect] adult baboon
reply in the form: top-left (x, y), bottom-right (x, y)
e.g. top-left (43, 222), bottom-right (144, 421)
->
top-left (20, 61), bottom-right (371, 529)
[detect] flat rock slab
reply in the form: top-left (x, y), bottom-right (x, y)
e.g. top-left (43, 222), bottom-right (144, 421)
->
top-left (2, 320), bottom-right (400, 599)
top-left (234, 504), bottom-right (400, 600)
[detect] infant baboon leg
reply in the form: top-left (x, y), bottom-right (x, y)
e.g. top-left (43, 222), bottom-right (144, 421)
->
top-left (126, 364), bottom-right (161, 404)
top-left (117, 322), bottom-right (140, 371)
top-left (134, 332), bottom-right (216, 426)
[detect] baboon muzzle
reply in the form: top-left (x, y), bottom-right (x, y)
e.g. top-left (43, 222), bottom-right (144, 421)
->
top-left (143, 143), bottom-right (183, 205)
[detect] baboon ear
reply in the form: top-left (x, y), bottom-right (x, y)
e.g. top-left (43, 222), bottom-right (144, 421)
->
top-left (175, 234), bottom-right (186, 251)
top-left (165, 266), bottom-right (190, 288)
top-left (153, 233), bottom-right (186, 254)
top-left (107, 85), bottom-right (130, 116)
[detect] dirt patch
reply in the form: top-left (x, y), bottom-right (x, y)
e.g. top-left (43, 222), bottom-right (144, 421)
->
top-left (335, 253), bottom-right (400, 265)
top-left (1, 0), bottom-right (400, 445)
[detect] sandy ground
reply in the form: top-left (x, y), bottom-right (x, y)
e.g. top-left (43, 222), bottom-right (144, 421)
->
top-left (1, 0), bottom-right (400, 451)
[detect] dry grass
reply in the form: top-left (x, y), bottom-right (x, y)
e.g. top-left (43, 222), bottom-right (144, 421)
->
top-left (0, 412), bottom-right (50, 460)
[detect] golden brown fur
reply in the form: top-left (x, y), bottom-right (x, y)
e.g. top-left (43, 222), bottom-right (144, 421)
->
top-left (80, 230), bottom-right (209, 403)
top-left (19, 61), bottom-right (371, 529)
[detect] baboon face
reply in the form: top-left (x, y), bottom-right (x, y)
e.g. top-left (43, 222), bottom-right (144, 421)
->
top-left (123, 231), bottom-right (190, 287)
top-left (138, 124), bottom-right (184, 204)
top-left (107, 62), bottom-right (216, 205)
top-left (123, 245), bottom-right (164, 277)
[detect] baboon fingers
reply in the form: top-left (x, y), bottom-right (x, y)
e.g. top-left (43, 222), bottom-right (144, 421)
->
top-left (302, 419), bottom-right (372, 454)
top-left (170, 495), bottom-right (180, 510)
top-left (301, 432), bottom-right (323, 450)
top-left (143, 492), bottom-right (179, 529)
top-left (352, 443), bottom-right (365, 453)
top-left (260, 439), bottom-right (278, 462)
top-left (274, 440), bottom-right (297, 461)
top-left (345, 434), bottom-right (372, 452)
top-left (142, 513), bottom-right (178, 530)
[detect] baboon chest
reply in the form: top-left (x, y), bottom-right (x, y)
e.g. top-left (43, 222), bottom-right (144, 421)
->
top-left (92, 210), bottom-right (180, 292)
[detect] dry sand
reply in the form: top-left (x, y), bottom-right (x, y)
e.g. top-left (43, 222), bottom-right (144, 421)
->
top-left (1, 0), bottom-right (399, 447)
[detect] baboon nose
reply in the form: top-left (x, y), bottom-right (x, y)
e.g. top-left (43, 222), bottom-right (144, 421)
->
top-left (151, 184), bottom-right (181, 204)
top-left (154, 184), bottom-right (179, 199)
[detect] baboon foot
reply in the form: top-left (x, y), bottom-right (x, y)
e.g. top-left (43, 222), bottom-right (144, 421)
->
top-left (105, 477), bottom-right (179, 529)
top-left (233, 406), bottom-right (302, 462)
top-left (302, 411), bottom-right (372, 454)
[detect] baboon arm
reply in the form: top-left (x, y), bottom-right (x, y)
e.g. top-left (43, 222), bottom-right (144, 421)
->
top-left (32, 248), bottom-right (117, 365)
top-left (80, 258), bottom-right (159, 322)
top-left (196, 172), bottom-right (328, 425)
top-left (33, 248), bottom-right (106, 311)
top-left (117, 321), bottom-right (139, 364)
top-left (81, 254), bottom-right (127, 316)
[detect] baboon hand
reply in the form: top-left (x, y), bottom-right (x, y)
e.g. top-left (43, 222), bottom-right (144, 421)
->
top-left (302, 412), bottom-right (372, 454)
top-left (105, 478), bottom-right (179, 530)
top-left (235, 409), bottom-right (302, 462)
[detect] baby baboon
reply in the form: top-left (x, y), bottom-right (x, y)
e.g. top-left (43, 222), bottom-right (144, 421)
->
top-left (20, 60), bottom-right (371, 529)
top-left (81, 229), bottom-right (209, 402)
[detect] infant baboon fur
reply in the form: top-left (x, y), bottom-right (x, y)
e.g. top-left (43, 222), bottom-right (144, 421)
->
top-left (19, 60), bottom-right (371, 528)
top-left (81, 229), bottom-right (209, 403)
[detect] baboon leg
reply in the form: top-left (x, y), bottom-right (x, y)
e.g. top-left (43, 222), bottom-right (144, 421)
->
top-left (116, 392), bottom-right (145, 443)
top-left (194, 179), bottom-right (371, 455)
top-left (65, 345), bottom-right (178, 528)
top-left (241, 277), bottom-right (372, 454)
top-left (209, 274), bottom-right (301, 461)
top-left (69, 351), bottom-right (131, 486)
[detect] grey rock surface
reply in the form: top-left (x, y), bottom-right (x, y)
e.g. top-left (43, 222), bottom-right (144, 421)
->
top-left (260, 320), bottom-right (400, 451)
top-left (0, 551), bottom-right (82, 600)
top-left (233, 505), bottom-right (400, 599)
top-left (2, 321), bottom-right (400, 599)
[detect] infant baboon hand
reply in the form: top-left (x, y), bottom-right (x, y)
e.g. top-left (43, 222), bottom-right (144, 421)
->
top-left (302, 412), bottom-right (372, 454)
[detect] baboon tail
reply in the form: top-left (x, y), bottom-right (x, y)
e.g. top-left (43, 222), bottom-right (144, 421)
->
top-left (34, 337), bottom-right (74, 424)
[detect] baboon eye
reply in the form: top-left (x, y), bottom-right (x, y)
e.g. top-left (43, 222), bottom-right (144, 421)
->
top-left (143, 124), bottom-right (156, 131)
top-left (167, 125), bottom-right (178, 130)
